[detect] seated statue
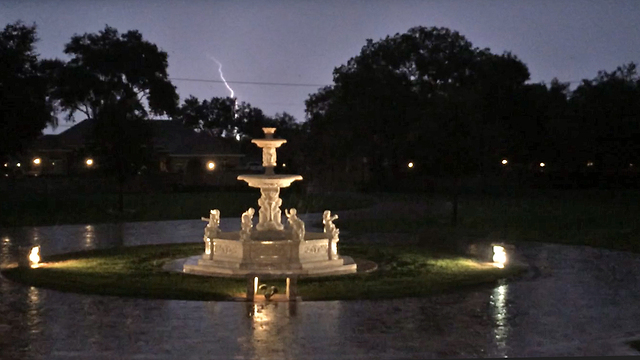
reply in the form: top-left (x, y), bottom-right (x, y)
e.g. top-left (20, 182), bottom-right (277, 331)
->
top-left (285, 208), bottom-right (305, 242)
top-left (240, 208), bottom-right (255, 241)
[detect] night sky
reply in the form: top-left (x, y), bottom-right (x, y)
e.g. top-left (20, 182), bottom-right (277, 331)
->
top-left (2, 0), bottom-right (640, 134)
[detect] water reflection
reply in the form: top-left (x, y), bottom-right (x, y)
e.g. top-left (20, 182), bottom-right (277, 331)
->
top-left (1, 236), bottom-right (11, 267)
top-left (84, 225), bottom-right (96, 249)
top-left (246, 302), bottom-right (298, 359)
top-left (27, 286), bottom-right (43, 336)
top-left (491, 280), bottom-right (509, 357)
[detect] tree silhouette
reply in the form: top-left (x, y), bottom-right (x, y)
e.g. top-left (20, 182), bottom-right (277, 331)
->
top-left (0, 21), bottom-right (57, 160)
top-left (305, 26), bottom-right (530, 223)
top-left (53, 25), bottom-right (179, 211)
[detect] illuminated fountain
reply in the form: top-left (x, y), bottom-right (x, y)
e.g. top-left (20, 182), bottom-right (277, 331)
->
top-left (183, 128), bottom-right (357, 298)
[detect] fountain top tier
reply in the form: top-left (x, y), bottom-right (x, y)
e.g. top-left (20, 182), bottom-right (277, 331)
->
top-left (238, 127), bottom-right (302, 187)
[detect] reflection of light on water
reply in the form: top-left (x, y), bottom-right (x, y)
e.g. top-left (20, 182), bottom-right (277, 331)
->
top-left (491, 281), bottom-right (509, 357)
top-left (27, 286), bottom-right (43, 335)
top-left (1, 237), bottom-right (10, 267)
top-left (84, 225), bottom-right (95, 249)
top-left (250, 304), bottom-right (271, 324)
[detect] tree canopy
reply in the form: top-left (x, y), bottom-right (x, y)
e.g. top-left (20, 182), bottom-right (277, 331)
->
top-left (52, 25), bottom-right (179, 211)
top-left (0, 21), bottom-right (57, 159)
top-left (305, 26), bottom-right (531, 189)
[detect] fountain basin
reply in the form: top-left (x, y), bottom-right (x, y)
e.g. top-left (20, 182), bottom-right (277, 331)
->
top-left (237, 174), bottom-right (303, 188)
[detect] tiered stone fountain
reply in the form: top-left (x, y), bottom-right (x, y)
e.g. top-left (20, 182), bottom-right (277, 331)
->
top-left (183, 128), bottom-right (357, 299)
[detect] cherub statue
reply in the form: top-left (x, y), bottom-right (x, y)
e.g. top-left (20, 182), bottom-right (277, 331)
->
top-left (240, 207), bottom-right (255, 241)
top-left (285, 208), bottom-right (305, 242)
top-left (201, 209), bottom-right (221, 255)
top-left (322, 210), bottom-right (339, 239)
top-left (323, 210), bottom-right (340, 260)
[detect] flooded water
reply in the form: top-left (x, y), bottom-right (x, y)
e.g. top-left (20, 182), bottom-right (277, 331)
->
top-left (1, 218), bottom-right (640, 358)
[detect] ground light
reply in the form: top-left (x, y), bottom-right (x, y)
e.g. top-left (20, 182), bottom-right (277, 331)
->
top-left (539, 162), bottom-right (545, 168)
top-left (492, 245), bottom-right (507, 268)
top-left (408, 162), bottom-right (414, 168)
top-left (33, 158), bottom-right (41, 165)
top-left (587, 161), bottom-right (594, 167)
top-left (501, 159), bottom-right (508, 165)
top-left (207, 161), bottom-right (215, 170)
top-left (29, 246), bottom-right (41, 268)
top-left (85, 158), bottom-right (93, 167)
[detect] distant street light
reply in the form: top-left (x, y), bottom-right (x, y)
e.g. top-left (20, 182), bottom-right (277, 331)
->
top-left (85, 158), bottom-right (94, 167)
top-left (33, 158), bottom-right (41, 165)
top-left (16, 163), bottom-right (20, 167)
top-left (587, 161), bottom-right (594, 167)
top-left (407, 162), bottom-right (414, 169)
top-left (539, 162), bottom-right (545, 168)
top-left (207, 161), bottom-right (215, 170)
top-left (501, 159), bottom-right (508, 165)
top-left (3, 163), bottom-right (7, 167)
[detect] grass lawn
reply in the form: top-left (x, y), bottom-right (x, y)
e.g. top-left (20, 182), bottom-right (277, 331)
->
top-left (1, 242), bottom-right (525, 301)
top-left (340, 188), bottom-right (640, 253)
top-left (0, 190), bottom-right (377, 227)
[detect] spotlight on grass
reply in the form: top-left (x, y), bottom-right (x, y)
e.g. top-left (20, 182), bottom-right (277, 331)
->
top-left (492, 245), bottom-right (507, 268)
top-left (29, 246), bottom-right (41, 268)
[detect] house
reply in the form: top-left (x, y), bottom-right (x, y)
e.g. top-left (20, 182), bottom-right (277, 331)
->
top-left (22, 119), bottom-right (245, 184)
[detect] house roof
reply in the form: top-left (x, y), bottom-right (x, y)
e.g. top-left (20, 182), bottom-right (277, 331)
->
top-left (32, 119), bottom-right (243, 156)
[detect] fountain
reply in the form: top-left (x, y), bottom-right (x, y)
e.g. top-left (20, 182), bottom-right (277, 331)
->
top-left (183, 128), bottom-right (357, 298)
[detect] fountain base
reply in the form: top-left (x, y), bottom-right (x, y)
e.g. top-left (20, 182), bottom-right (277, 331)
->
top-left (183, 230), bottom-right (357, 278)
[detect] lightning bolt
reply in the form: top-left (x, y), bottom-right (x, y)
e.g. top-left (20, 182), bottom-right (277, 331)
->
top-left (208, 54), bottom-right (241, 140)
top-left (208, 55), bottom-right (235, 99)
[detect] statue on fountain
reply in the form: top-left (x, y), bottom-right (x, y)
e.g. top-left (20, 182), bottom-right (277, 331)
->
top-left (285, 208), bottom-right (305, 242)
top-left (240, 208), bottom-right (255, 241)
top-left (323, 210), bottom-right (339, 240)
top-left (202, 209), bottom-right (221, 255)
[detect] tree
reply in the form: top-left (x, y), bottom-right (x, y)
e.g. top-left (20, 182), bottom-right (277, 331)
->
top-left (568, 63), bottom-right (640, 170)
top-left (305, 26), bottom-right (530, 223)
top-left (53, 25), bottom-right (179, 211)
top-left (0, 21), bottom-right (57, 160)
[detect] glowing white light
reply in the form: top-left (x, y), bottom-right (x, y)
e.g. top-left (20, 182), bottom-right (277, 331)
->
top-left (33, 158), bottom-right (41, 165)
top-left (4, 163), bottom-right (8, 167)
top-left (16, 163), bottom-right (21, 167)
top-left (282, 163), bottom-right (286, 168)
top-left (493, 245), bottom-right (507, 267)
top-left (29, 246), bottom-right (40, 268)
top-left (539, 162), bottom-right (545, 168)
top-left (408, 162), bottom-right (414, 168)
top-left (501, 159), bottom-right (508, 165)
top-left (207, 161), bottom-right (215, 170)
top-left (85, 158), bottom-right (93, 167)
top-left (253, 277), bottom-right (259, 296)
top-left (587, 161), bottom-right (593, 167)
